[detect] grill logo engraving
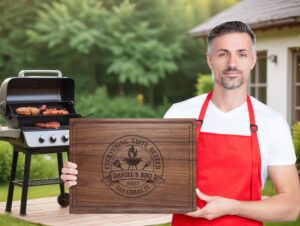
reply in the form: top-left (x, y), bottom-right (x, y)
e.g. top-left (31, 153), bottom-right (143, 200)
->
top-left (101, 135), bottom-right (164, 198)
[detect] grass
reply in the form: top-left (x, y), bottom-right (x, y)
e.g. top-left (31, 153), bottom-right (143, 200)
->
top-left (265, 221), bottom-right (300, 226)
top-left (0, 180), bottom-right (299, 226)
top-left (0, 184), bottom-right (63, 226)
top-left (0, 214), bottom-right (43, 226)
top-left (0, 184), bottom-right (61, 202)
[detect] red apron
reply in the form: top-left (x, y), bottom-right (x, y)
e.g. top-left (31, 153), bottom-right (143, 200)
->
top-left (172, 92), bottom-right (262, 226)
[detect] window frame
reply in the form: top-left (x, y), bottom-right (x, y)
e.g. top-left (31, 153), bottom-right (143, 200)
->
top-left (248, 51), bottom-right (267, 103)
top-left (292, 48), bottom-right (300, 124)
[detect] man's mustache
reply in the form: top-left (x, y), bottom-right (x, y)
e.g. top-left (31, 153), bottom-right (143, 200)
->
top-left (223, 67), bottom-right (241, 73)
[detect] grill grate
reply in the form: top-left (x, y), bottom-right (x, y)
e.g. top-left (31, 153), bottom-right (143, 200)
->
top-left (13, 178), bottom-right (62, 187)
top-left (10, 114), bottom-right (80, 128)
top-left (6, 101), bottom-right (80, 128)
top-left (7, 101), bottom-right (75, 116)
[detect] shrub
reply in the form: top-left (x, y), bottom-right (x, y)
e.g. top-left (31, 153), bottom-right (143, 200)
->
top-left (29, 154), bottom-right (58, 179)
top-left (0, 141), bottom-right (58, 183)
top-left (292, 122), bottom-right (300, 169)
top-left (0, 141), bottom-right (13, 182)
top-left (195, 74), bottom-right (214, 95)
top-left (76, 87), bottom-right (170, 118)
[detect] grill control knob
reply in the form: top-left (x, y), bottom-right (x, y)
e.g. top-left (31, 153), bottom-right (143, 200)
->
top-left (50, 136), bottom-right (57, 143)
top-left (39, 136), bottom-right (45, 143)
top-left (62, 135), bottom-right (69, 142)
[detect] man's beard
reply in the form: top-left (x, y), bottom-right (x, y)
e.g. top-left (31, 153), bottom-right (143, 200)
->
top-left (213, 67), bottom-right (246, 90)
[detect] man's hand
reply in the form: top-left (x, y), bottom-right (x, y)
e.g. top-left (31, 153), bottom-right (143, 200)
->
top-left (60, 161), bottom-right (78, 188)
top-left (186, 189), bottom-right (239, 220)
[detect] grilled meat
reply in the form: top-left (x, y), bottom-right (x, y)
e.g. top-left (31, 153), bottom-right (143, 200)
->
top-left (34, 122), bottom-right (61, 129)
top-left (16, 105), bottom-right (68, 116)
top-left (16, 107), bottom-right (40, 115)
top-left (42, 109), bottom-right (69, 115)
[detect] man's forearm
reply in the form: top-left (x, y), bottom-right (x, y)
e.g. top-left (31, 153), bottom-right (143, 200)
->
top-left (187, 166), bottom-right (300, 222)
top-left (234, 193), bottom-right (300, 222)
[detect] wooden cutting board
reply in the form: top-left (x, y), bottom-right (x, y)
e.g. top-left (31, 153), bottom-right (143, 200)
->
top-left (69, 118), bottom-right (196, 214)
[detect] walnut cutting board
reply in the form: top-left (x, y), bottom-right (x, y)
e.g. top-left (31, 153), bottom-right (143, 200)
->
top-left (69, 118), bottom-right (196, 214)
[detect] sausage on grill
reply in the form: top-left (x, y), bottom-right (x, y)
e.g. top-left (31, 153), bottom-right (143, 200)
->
top-left (34, 122), bottom-right (61, 129)
top-left (42, 109), bottom-right (69, 115)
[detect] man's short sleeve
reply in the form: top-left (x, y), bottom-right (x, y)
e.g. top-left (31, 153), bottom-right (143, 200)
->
top-left (268, 116), bottom-right (296, 166)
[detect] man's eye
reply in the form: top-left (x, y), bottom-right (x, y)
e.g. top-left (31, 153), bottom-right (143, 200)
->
top-left (240, 53), bottom-right (247, 58)
top-left (219, 53), bottom-right (227, 57)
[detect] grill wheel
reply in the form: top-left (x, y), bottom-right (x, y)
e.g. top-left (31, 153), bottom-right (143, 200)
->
top-left (57, 192), bottom-right (69, 207)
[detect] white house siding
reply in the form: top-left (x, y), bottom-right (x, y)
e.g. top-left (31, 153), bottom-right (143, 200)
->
top-left (255, 26), bottom-right (300, 125)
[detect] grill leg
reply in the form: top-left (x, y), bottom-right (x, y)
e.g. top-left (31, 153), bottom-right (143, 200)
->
top-left (20, 152), bottom-right (31, 216)
top-left (5, 149), bottom-right (19, 212)
top-left (57, 152), bottom-right (65, 195)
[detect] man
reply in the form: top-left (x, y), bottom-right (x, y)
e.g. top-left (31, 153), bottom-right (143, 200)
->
top-left (61, 21), bottom-right (300, 225)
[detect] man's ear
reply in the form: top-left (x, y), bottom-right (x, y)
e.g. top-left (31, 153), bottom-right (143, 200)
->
top-left (206, 52), bottom-right (213, 70)
top-left (251, 53), bottom-right (257, 69)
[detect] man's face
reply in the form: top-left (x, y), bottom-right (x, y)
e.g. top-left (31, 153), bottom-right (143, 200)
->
top-left (206, 32), bottom-right (257, 90)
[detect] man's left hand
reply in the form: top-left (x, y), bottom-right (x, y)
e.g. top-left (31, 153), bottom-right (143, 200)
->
top-left (186, 189), bottom-right (239, 220)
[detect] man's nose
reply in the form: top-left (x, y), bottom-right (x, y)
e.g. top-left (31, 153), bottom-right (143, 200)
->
top-left (227, 55), bottom-right (237, 68)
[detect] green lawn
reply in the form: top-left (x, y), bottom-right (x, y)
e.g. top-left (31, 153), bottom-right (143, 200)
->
top-left (0, 184), bottom-right (61, 202)
top-left (0, 214), bottom-right (43, 226)
top-left (0, 184), bottom-right (62, 226)
top-left (0, 181), bottom-right (299, 226)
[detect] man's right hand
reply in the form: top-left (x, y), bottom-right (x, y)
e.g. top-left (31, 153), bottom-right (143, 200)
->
top-left (60, 161), bottom-right (78, 188)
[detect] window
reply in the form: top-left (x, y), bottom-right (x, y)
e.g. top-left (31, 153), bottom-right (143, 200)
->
top-left (292, 48), bottom-right (300, 124)
top-left (248, 51), bottom-right (267, 103)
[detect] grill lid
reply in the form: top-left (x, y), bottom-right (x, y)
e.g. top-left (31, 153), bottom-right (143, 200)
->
top-left (0, 70), bottom-right (75, 116)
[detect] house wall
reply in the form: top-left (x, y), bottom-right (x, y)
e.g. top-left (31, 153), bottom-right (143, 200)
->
top-left (255, 26), bottom-right (300, 125)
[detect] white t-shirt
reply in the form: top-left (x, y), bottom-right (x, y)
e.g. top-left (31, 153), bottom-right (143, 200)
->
top-left (164, 93), bottom-right (296, 188)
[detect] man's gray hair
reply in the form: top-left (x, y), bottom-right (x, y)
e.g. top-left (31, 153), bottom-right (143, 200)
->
top-left (207, 21), bottom-right (256, 53)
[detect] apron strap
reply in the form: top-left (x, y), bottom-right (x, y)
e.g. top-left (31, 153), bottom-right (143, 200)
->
top-left (197, 91), bottom-right (213, 128)
top-left (247, 96), bottom-right (262, 200)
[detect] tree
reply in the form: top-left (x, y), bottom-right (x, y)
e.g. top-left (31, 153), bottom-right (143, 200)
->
top-left (159, 0), bottom-right (239, 103)
top-left (105, 0), bottom-right (182, 87)
top-left (0, 0), bottom-right (240, 105)
top-left (27, 0), bottom-right (182, 94)
top-left (0, 0), bottom-right (50, 78)
top-left (26, 0), bottom-right (108, 89)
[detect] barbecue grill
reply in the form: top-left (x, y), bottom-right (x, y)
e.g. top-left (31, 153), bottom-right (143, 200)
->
top-left (0, 70), bottom-right (81, 215)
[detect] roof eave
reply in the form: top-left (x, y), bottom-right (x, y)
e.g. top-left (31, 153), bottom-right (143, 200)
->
top-left (189, 17), bottom-right (300, 39)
